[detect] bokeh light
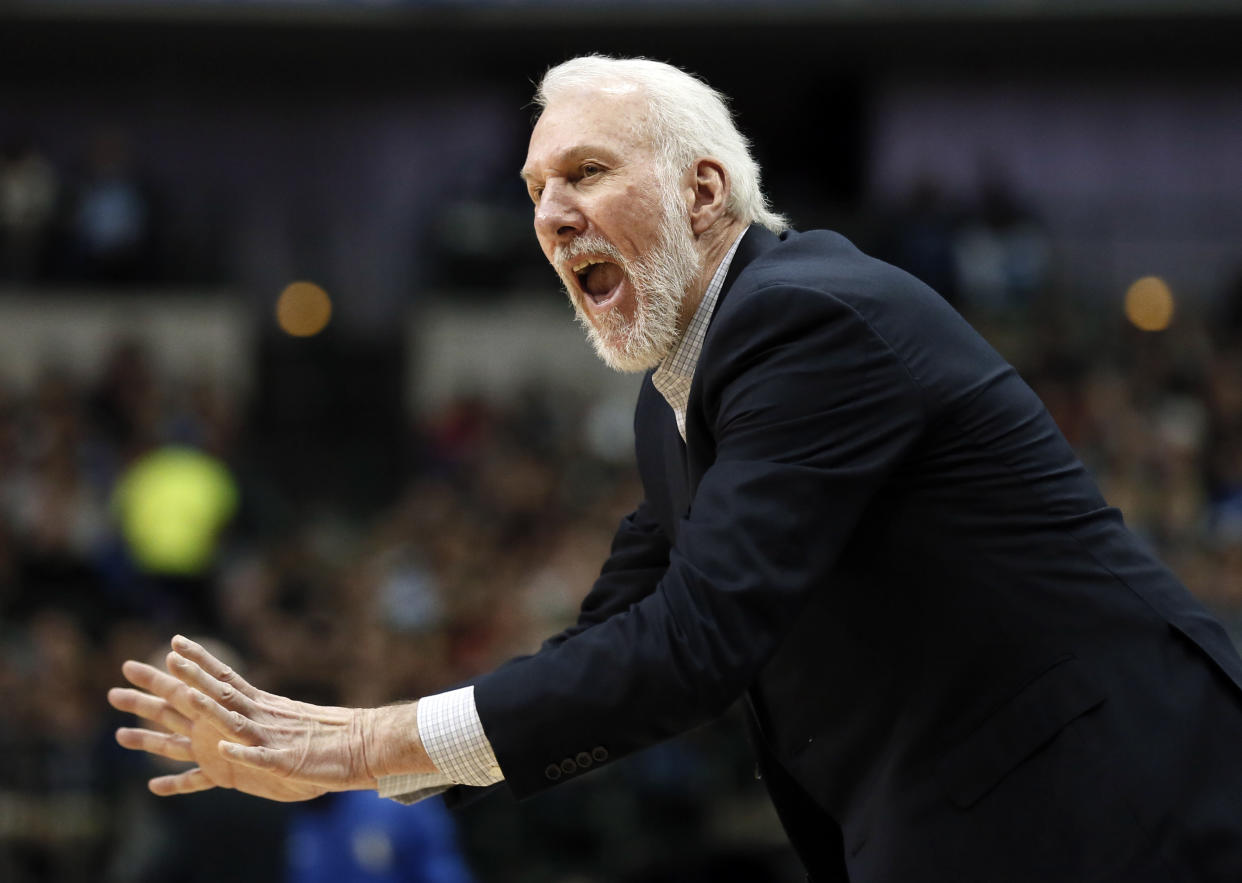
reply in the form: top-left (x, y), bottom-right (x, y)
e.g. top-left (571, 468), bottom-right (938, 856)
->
top-left (1124, 275), bottom-right (1175, 332)
top-left (114, 446), bottom-right (239, 576)
top-left (276, 281), bottom-right (333, 337)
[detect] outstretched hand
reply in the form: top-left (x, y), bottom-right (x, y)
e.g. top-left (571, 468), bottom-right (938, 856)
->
top-left (108, 635), bottom-right (426, 802)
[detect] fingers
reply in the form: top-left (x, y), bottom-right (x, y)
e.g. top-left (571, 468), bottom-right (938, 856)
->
top-left (107, 687), bottom-right (192, 737)
top-left (118, 659), bottom-right (261, 743)
top-left (116, 727), bottom-right (195, 763)
top-left (185, 687), bottom-right (266, 745)
top-left (166, 651), bottom-right (260, 719)
top-left (170, 635), bottom-right (260, 701)
top-left (149, 767), bottom-right (216, 797)
top-left (120, 660), bottom-right (205, 721)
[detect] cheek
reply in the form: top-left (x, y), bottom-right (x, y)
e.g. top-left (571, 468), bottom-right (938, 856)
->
top-left (606, 186), bottom-right (665, 251)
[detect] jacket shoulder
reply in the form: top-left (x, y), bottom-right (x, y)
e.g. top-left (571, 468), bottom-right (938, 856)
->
top-left (712, 229), bottom-right (1007, 390)
top-left (719, 229), bottom-right (943, 323)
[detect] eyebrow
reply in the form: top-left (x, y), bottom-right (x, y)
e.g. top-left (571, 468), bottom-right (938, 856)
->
top-left (520, 145), bottom-right (619, 184)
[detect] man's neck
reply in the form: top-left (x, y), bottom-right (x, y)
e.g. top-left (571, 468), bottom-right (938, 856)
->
top-left (678, 218), bottom-right (746, 332)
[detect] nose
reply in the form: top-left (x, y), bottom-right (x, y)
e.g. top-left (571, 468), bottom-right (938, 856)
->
top-left (534, 179), bottom-right (585, 244)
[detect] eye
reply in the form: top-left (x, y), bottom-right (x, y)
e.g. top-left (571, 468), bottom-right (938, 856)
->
top-left (529, 185), bottom-right (543, 203)
top-left (580, 162), bottom-right (603, 179)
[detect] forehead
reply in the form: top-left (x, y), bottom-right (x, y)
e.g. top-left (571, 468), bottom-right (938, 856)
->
top-left (523, 86), bottom-right (652, 174)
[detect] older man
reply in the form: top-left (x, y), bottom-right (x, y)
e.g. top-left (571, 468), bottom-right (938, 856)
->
top-left (111, 57), bottom-right (1242, 882)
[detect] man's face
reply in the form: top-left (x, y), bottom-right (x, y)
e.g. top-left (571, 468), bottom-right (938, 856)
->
top-left (522, 87), bottom-right (701, 372)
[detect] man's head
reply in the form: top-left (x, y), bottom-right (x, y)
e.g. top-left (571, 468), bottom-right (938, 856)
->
top-left (521, 56), bottom-right (786, 373)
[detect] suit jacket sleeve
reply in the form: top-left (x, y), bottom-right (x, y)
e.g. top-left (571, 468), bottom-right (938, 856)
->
top-left (472, 492), bottom-right (672, 678)
top-left (537, 498), bottom-right (672, 653)
top-left (472, 284), bottom-right (928, 798)
top-left (436, 498), bottom-right (671, 808)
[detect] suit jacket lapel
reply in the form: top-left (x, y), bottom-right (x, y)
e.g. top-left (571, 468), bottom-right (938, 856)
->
top-left (711, 225), bottom-right (784, 322)
top-left (685, 225), bottom-right (786, 503)
top-left (664, 415), bottom-right (690, 538)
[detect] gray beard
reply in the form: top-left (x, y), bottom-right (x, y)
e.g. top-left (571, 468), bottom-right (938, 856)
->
top-left (556, 188), bottom-right (703, 374)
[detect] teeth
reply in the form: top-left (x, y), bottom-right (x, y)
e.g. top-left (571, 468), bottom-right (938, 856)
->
top-left (571, 259), bottom-right (602, 274)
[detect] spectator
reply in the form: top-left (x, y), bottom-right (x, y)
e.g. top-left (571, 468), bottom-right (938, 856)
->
top-left (69, 130), bottom-right (155, 285)
top-left (286, 792), bottom-right (475, 883)
top-left (0, 137), bottom-right (59, 283)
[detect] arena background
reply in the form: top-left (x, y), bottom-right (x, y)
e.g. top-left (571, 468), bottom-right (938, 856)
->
top-left (1, 1), bottom-right (1240, 880)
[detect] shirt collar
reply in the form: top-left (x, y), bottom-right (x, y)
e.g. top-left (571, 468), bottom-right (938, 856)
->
top-left (655, 229), bottom-right (745, 382)
top-left (650, 228), bottom-right (746, 439)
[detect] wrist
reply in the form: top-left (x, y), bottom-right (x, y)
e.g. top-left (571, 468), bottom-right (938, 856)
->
top-left (360, 702), bottom-right (435, 780)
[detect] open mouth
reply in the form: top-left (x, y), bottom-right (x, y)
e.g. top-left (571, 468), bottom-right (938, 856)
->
top-left (571, 258), bottom-right (624, 308)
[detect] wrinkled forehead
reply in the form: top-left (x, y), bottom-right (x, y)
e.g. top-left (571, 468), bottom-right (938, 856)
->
top-left (524, 85), bottom-right (655, 169)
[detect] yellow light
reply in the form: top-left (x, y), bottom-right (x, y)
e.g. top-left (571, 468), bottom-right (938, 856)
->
top-left (276, 281), bottom-right (332, 337)
top-left (114, 446), bottom-right (238, 576)
top-left (1124, 276), bottom-right (1174, 332)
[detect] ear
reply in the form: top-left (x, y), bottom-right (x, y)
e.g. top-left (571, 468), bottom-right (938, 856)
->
top-left (686, 157), bottom-right (729, 235)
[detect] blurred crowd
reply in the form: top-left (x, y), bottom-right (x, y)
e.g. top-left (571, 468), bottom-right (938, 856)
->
top-left (0, 332), bottom-right (792, 881)
top-left (1, 133), bottom-right (162, 288)
top-left (0, 147), bottom-right (1241, 881)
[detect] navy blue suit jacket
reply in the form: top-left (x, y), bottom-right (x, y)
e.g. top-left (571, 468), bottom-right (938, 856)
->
top-left (469, 227), bottom-right (1242, 881)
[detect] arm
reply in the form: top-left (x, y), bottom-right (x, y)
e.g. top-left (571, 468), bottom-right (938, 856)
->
top-left (109, 502), bottom-right (671, 801)
top-left (472, 286), bottom-right (928, 797)
top-left (387, 497), bottom-right (673, 806)
top-left (533, 498), bottom-right (672, 654)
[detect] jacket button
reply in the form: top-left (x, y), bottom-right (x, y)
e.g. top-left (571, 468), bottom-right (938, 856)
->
top-left (560, 758), bottom-right (577, 775)
top-left (591, 746), bottom-right (608, 763)
top-left (575, 751), bottom-right (592, 768)
top-left (544, 764), bottom-right (562, 781)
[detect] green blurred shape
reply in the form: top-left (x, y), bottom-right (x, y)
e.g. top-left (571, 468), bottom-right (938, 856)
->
top-left (114, 446), bottom-right (238, 575)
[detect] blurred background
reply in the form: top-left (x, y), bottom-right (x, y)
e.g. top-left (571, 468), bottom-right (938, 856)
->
top-left (1, 0), bottom-right (1240, 880)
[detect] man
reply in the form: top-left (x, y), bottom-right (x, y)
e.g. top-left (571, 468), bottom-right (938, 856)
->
top-left (110, 56), bottom-right (1242, 881)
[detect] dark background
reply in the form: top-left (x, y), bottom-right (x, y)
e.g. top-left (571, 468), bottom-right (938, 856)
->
top-left (1, 2), bottom-right (1240, 881)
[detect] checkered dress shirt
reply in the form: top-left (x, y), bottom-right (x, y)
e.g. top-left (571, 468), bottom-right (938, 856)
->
top-left (378, 231), bottom-right (745, 803)
top-left (651, 232), bottom-right (743, 441)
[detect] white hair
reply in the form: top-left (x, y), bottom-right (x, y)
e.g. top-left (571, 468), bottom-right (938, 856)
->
top-left (534, 55), bottom-right (789, 234)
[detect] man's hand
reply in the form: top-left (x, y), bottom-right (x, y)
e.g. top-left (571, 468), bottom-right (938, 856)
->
top-left (107, 636), bottom-right (429, 802)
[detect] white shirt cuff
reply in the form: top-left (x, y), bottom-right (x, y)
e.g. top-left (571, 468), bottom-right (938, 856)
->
top-left (376, 685), bottom-right (503, 802)
top-left (376, 772), bottom-right (453, 805)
